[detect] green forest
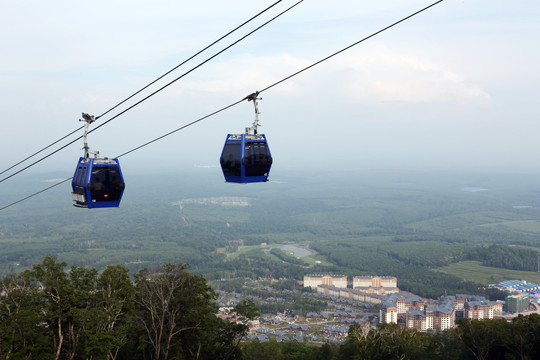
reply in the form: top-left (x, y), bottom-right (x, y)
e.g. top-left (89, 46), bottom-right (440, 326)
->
top-left (2, 170), bottom-right (540, 300)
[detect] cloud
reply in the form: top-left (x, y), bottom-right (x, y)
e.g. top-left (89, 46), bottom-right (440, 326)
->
top-left (330, 48), bottom-right (492, 105)
top-left (156, 46), bottom-right (492, 109)
top-left (173, 53), bottom-right (311, 95)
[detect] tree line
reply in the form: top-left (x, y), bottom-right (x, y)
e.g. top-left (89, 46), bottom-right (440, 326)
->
top-left (0, 256), bottom-right (256, 360)
top-left (467, 244), bottom-right (540, 271)
top-left (242, 316), bottom-right (540, 360)
top-left (338, 316), bottom-right (540, 360)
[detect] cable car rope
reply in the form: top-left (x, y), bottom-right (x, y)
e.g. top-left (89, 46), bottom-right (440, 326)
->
top-left (94, 0), bottom-right (285, 122)
top-left (89, 0), bottom-right (303, 147)
top-left (259, 0), bottom-right (444, 94)
top-left (0, 179), bottom-right (72, 211)
top-left (0, 0), bottom-right (287, 179)
top-left (0, 0), bottom-right (302, 185)
top-left (0, 127), bottom-right (83, 177)
top-left (120, 0), bottom-right (445, 158)
top-left (0, 0), bottom-right (444, 211)
top-left (116, 100), bottom-right (246, 160)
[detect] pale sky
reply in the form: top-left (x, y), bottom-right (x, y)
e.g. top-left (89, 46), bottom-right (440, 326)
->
top-left (1, 0), bottom-right (539, 183)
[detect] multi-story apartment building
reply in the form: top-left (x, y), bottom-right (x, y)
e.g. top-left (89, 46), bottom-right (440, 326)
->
top-left (405, 299), bottom-right (455, 332)
top-left (303, 274), bottom-right (347, 289)
top-left (465, 301), bottom-right (495, 320)
top-left (353, 276), bottom-right (398, 294)
top-left (317, 285), bottom-right (383, 305)
top-left (354, 276), bottom-right (397, 287)
top-left (316, 284), bottom-right (341, 297)
top-left (381, 300), bottom-right (399, 324)
top-left (441, 294), bottom-right (484, 319)
top-left (403, 294), bottom-right (506, 332)
top-left (379, 293), bottom-right (425, 325)
top-left (406, 311), bottom-right (428, 332)
top-left (428, 300), bottom-right (455, 331)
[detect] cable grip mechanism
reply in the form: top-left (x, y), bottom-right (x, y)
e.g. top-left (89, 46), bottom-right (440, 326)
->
top-left (79, 113), bottom-right (100, 159)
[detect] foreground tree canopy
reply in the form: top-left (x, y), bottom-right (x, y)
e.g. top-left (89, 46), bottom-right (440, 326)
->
top-left (0, 256), bottom-right (254, 360)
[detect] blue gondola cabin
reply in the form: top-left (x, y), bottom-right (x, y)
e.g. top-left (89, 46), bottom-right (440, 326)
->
top-left (71, 157), bottom-right (125, 208)
top-left (220, 133), bottom-right (272, 183)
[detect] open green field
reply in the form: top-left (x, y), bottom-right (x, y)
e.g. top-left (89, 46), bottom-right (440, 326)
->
top-left (436, 260), bottom-right (540, 285)
top-left (227, 243), bottom-right (333, 267)
top-left (4, 170), bottom-right (540, 297)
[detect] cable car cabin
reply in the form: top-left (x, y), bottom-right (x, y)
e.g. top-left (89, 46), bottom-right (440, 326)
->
top-left (71, 157), bottom-right (125, 208)
top-left (220, 133), bottom-right (272, 183)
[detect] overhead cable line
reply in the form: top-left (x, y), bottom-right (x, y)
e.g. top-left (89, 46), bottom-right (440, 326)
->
top-left (0, 0), bottom-right (286, 179)
top-left (116, 98), bottom-right (248, 159)
top-left (0, 0), bottom-right (445, 211)
top-left (0, 179), bottom-right (72, 211)
top-left (258, 0), bottom-right (445, 94)
top-left (94, 0), bottom-right (285, 121)
top-left (0, 0), bottom-right (303, 185)
top-left (115, 0), bottom-right (446, 158)
top-left (0, 96), bottom-right (249, 212)
top-left (0, 127), bottom-right (83, 178)
top-left (88, 0), bottom-right (304, 141)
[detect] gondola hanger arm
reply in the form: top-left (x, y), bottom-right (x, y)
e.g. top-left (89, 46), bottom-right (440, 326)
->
top-left (244, 91), bottom-right (262, 136)
top-left (79, 113), bottom-right (100, 159)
